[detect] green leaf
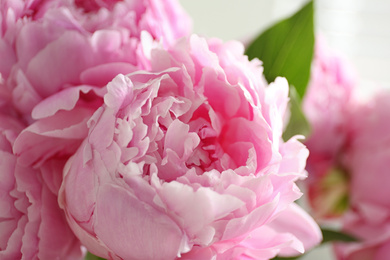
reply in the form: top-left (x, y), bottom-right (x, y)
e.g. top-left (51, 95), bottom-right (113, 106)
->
top-left (246, 0), bottom-right (314, 98)
top-left (321, 228), bottom-right (359, 244)
top-left (282, 86), bottom-right (311, 140)
top-left (84, 252), bottom-right (106, 260)
top-left (272, 256), bottom-right (300, 260)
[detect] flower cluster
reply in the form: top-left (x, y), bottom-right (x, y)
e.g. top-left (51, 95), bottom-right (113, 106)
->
top-left (0, 1), bottom-right (322, 259)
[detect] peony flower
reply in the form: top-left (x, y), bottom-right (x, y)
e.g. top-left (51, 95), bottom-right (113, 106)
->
top-left (11, 0), bottom-right (191, 173)
top-left (1, 0), bottom-right (191, 121)
top-left (303, 37), bottom-right (356, 219)
top-left (303, 37), bottom-right (390, 259)
top-left (59, 35), bottom-right (321, 260)
top-left (0, 113), bottom-right (83, 259)
top-left (332, 91), bottom-right (390, 260)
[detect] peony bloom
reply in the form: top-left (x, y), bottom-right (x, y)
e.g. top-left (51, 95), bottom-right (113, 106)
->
top-left (1, 0), bottom-right (191, 121)
top-left (303, 37), bottom-right (390, 259)
top-left (59, 35), bottom-right (321, 260)
top-left (4, 2), bottom-right (191, 258)
top-left (0, 113), bottom-right (83, 259)
top-left (303, 37), bottom-right (356, 219)
top-left (332, 91), bottom-right (390, 260)
top-left (11, 0), bottom-right (191, 173)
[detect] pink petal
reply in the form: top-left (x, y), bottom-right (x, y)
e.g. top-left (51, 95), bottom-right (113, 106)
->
top-left (267, 203), bottom-right (322, 256)
top-left (94, 184), bottom-right (185, 260)
top-left (13, 107), bottom-right (93, 166)
top-left (25, 30), bottom-right (95, 97)
top-left (32, 85), bottom-right (104, 119)
top-left (155, 180), bottom-right (244, 245)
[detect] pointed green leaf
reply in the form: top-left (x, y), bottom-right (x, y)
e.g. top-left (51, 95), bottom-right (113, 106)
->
top-left (272, 256), bottom-right (300, 260)
top-left (246, 0), bottom-right (314, 98)
top-left (84, 252), bottom-right (106, 260)
top-left (321, 228), bottom-right (359, 244)
top-left (282, 86), bottom-right (311, 140)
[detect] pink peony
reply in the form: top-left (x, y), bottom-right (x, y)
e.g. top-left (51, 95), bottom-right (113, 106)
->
top-left (303, 37), bottom-right (356, 219)
top-left (0, 113), bottom-right (83, 259)
top-left (0, 0), bottom-right (191, 121)
top-left (10, 0), bottom-right (191, 170)
top-left (3, 2), bottom-right (191, 258)
top-left (59, 35), bottom-right (321, 260)
top-left (333, 91), bottom-right (390, 260)
top-left (303, 37), bottom-right (390, 259)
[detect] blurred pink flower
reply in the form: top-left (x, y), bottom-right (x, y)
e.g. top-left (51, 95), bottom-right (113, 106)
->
top-left (333, 91), bottom-right (390, 260)
top-left (304, 37), bottom-right (390, 259)
top-left (0, 0), bottom-right (191, 121)
top-left (0, 113), bottom-right (83, 259)
top-left (59, 35), bottom-right (321, 260)
top-left (303, 37), bottom-right (356, 219)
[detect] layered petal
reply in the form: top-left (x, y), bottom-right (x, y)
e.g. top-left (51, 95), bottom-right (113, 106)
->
top-left (0, 113), bottom-right (83, 259)
top-left (59, 35), bottom-right (320, 259)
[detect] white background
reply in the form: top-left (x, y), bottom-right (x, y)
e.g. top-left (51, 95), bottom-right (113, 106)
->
top-left (182, 0), bottom-right (390, 89)
top-left (180, 0), bottom-right (390, 259)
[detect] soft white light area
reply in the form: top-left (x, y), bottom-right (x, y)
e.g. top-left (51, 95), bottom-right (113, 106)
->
top-left (315, 0), bottom-right (390, 89)
top-left (181, 0), bottom-right (307, 41)
top-left (182, 0), bottom-right (390, 90)
top-left (181, 0), bottom-right (274, 41)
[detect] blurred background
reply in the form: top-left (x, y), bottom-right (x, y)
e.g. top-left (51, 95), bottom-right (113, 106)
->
top-left (182, 0), bottom-right (390, 90)
top-left (181, 0), bottom-right (390, 259)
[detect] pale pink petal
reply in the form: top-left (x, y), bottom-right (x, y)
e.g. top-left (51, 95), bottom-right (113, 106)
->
top-left (25, 31), bottom-right (95, 97)
top-left (32, 85), bottom-right (105, 119)
top-left (95, 184), bottom-right (185, 260)
top-left (13, 107), bottom-right (93, 166)
top-left (155, 180), bottom-right (244, 245)
top-left (267, 203), bottom-right (322, 256)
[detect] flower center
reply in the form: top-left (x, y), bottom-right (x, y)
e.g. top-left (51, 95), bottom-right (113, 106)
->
top-left (310, 167), bottom-right (350, 219)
